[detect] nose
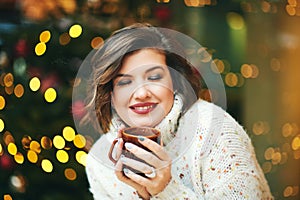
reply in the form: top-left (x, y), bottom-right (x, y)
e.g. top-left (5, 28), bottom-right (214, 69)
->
top-left (132, 84), bottom-right (151, 100)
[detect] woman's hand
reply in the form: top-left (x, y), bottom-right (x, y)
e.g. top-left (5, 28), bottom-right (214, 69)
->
top-left (114, 136), bottom-right (172, 199)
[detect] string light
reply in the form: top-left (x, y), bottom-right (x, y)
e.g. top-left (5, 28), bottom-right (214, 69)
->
top-left (41, 159), bottom-right (53, 173)
top-left (69, 24), bottom-right (82, 38)
top-left (29, 77), bottom-right (41, 92)
top-left (44, 88), bottom-right (57, 103)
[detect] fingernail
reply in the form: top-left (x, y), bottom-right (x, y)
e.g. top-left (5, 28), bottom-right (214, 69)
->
top-left (120, 155), bottom-right (126, 163)
top-left (138, 136), bottom-right (145, 141)
top-left (123, 168), bottom-right (129, 175)
top-left (125, 143), bottom-right (133, 149)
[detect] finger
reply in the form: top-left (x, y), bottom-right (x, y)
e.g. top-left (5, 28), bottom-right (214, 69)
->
top-left (115, 138), bottom-right (124, 160)
top-left (123, 168), bottom-right (151, 187)
top-left (124, 143), bottom-right (161, 168)
top-left (121, 156), bottom-right (154, 175)
top-left (138, 136), bottom-right (170, 161)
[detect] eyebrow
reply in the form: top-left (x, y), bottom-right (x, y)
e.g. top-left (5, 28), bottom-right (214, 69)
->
top-left (115, 66), bottom-right (165, 78)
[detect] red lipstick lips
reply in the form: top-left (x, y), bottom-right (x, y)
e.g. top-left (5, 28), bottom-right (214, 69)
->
top-left (130, 102), bottom-right (157, 114)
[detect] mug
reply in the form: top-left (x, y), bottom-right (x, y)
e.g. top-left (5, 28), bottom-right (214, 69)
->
top-left (108, 127), bottom-right (161, 165)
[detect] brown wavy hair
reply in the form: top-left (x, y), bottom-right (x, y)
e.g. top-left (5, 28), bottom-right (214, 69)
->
top-left (81, 23), bottom-right (202, 133)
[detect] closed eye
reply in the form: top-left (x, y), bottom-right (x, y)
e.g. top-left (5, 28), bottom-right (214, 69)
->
top-left (116, 79), bottom-right (132, 86)
top-left (148, 74), bottom-right (162, 81)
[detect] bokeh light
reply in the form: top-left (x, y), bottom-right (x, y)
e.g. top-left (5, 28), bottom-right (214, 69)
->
top-left (4, 73), bottom-right (14, 87)
top-left (41, 136), bottom-right (52, 149)
top-left (41, 159), bottom-right (53, 173)
top-left (73, 134), bottom-right (86, 149)
top-left (0, 95), bottom-right (5, 110)
top-left (56, 150), bottom-right (69, 163)
top-left (29, 141), bottom-right (41, 154)
top-left (59, 33), bottom-right (71, 45)
top-left (35, 42), bottom-right (47, 56)
top-left (69, 24), bottom-right (82, 38)
top-left (44, 88), bottom-right (57, 103)
top-left (64, 168), bottom-right (77, 181)
top-left (29, 77), bottom-right (41, 92)
top-left (14, 84), bottom-right (24, 98)
top-left (226, 12), bottom-right (245, 30)
top-left (75, 150), bottom-right (87, 166)
top-left (39, 30), bottom-right (51, 43)
top-left (8, 143), bottom-right (17, 156)
top-left (0, 118), bottom-right (5, 132)
top-left (27, 150), bottom-right (38, 163)
top-left (91, 36), bottom-right (104, 49)
top-left (21, 135), bottom-right (32, 150)
top-left (14, 152), bottom-right (25, 164)
top-left (62, 126), bottom-right (76, 142)
top-left (3, 194), bottom-right (12, 200)
top-left (225, 72), bottom-right (238, 87)
top-left (53, 135), bottom-right (65, 149)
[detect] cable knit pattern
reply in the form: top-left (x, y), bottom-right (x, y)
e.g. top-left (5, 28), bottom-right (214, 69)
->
top-left (85, 99), bottom-right (273, 200)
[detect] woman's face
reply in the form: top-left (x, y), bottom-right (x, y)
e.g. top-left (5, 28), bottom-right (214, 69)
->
top-left (111, 49), bottom-right (174, 127)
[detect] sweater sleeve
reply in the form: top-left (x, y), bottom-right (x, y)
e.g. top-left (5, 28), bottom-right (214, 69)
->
top-left (200, 115), bottom-right (273, 200)
top-left (150, 176), bottom-right (204, 200)
top-left (85, 154), bottom-right (113, 200)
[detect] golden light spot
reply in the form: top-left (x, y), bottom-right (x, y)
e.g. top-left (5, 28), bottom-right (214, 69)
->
top-left (271, 151), bottom-right (281, 165)
top-left (91, 37), bottom-right (104, 49)
top-left (197, 47), bottom-right (212, 63)
top-left (44, 88), bottom-right (57, 103)
top-left (8, 143), bottom-right (17, 155)
top-left (261, 1), bottom-right (271, 13)
top-left (5, 85), bottom-right (14, 95)
top-left (14, 152), bottom-right (24, 164)
top-left (3, 194), bottom-right (13, 200)
top-left (27, 150), bottom-right (38, 163)
top-left (56, 150), bottom-right (69, 163)
top-left (264, 147), bottom-right (274, 160)
top-left (53, 135), bottom-right (65, 149)
top-left (253, 121), bottom-right (270, 135)
top-left (29, 141), bottom-right (41, 153)
top-left (250, 64), bottom-right (259, 78)
top-left (0, 143), bottom-right (3, 155)
top-left (262, 161), bottom-right (272, 174)
top-left (241, 64), bottom-right (252, 78)
top-left (291, 135), bottom-right (300, 151)
top-left (0, 95), bottom-right (6, 110)
top-left (63, 126), bottom-right (76, 142)
top-left (29, 77), bottom-right (41, 92)
top-left (4, 131), bottom-right (14, 145)
top-left (226, 12), bottom-right (245, 30)
top-left (41, 159), bottom-right (53, 173)
top-left (69, 24), bottom-right (82, 38)
top-left (73, 134), bottom-right (86, 148)
top-left (35, 42), bottom-right (47, 56)
top-left (41, 136), bottom-right (52, 149)
top-left (225, 72), bottom-right (238, 87)
top-left (288, 0), bottom-right (297, 7)
top-left (211, 59), bottom-right (225, 74)
top-left (286, 5), bottom-right (296, 16)
top-left (283, 186), bottom-right (293, 197)
top-left (21, 135), bottom-right (32, 150)
top-left (282, 123), bottom-right (298, 137)
top-left (0, 118), bottom-right (4, 132)
top-left (64, 168), bottom-right (77, 181)
top-left (292, 186), bottom-right (299, 196)
top-left (14, 84), bottom-right (24, 98)
top-left (75, 150), bottom-right (87, 166)
top-left (59, 33), bottom-right (71, 45)
top-left (4, 73), bottom-right (13, 87)
top-left (39, 30), bottom-right (51, 43)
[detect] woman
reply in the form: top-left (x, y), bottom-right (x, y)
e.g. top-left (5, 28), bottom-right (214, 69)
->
top-left (82, 23), bottom-right (273, 199)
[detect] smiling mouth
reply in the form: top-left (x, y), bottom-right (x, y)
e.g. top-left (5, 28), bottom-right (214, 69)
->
top-left (130, 103), bottom-right (157, 114)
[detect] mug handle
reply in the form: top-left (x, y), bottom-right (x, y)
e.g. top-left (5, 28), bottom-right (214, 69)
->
top-left (108, 138), bottom-right (119, 164)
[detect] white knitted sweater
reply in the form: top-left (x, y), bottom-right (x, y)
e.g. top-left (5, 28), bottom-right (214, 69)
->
top-left (85, 99), bottom-right (273, 199)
